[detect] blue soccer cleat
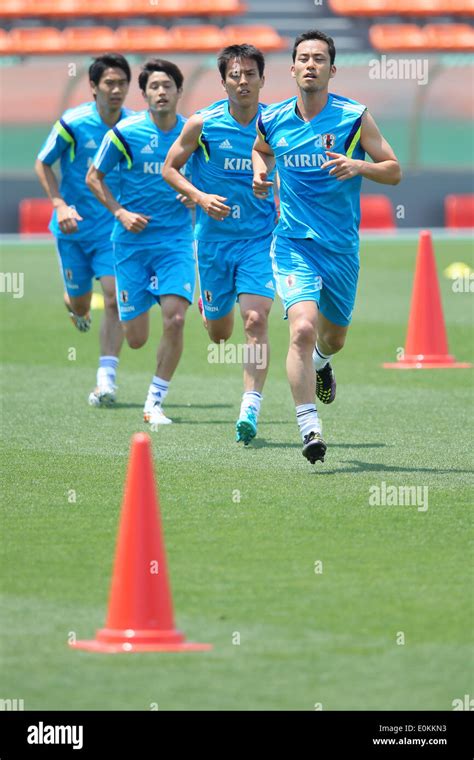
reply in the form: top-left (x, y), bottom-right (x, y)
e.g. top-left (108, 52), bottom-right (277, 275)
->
top-left (235, 405), bottom-right (258, 445)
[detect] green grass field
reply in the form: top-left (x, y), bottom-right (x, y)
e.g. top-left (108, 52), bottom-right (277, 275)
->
top-left (0, 237), bottom-right (473, 711)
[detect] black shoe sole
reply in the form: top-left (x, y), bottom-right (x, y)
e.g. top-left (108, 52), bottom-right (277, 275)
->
top-left (302, 437), bottom-right (327, 464)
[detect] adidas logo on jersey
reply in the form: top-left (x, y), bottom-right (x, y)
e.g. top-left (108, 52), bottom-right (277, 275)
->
top-left (141, 144), bottom-right (154, 154)
top-left (219, 139), bottom-right (233, 149)
top-left (265, 280), bottom-right (275, 290)
top-left (85, 139), bottom-right (97, 149)
top-left (276, 137), bottom-right (288, 147)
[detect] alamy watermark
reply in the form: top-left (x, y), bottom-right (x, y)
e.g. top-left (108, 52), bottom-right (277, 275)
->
top-left (0, 271), bottom-right (24, 298)
top-left (208, 340), bottom-right (268, 369)
top-left (369, 481), bottom-right (428, 512)
top-left (369, 56), bottom-right (429, 86)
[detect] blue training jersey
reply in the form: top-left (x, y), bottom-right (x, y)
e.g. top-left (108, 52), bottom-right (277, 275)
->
top-left (257, 93), bottom-right (367, 254)
top-left (192, 99), bottom-right (276, 242)
top-left (37, 101), bottom-right (133, 241)
top-left (93, 110), bottom-right (193, 246)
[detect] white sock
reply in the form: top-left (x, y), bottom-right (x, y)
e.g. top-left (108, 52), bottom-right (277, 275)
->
top-left (296, 403), bottom-right (321, 441)
top-left (148, 376), bottom-right (169, 406)
top-left (313, 344), bottom-right (333, 371)
top-left (240, 391), bottom-right (262, 418)
top-left (97, 356), bottom-right (119, 385)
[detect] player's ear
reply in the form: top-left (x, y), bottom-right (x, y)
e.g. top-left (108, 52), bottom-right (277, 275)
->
top-left (329, 65), bottom-right (336, 79)
top-left (221, 79), bottom-right (227, 93)
top-left (259, 75), bottom-right (265, 90)
top-left (176, 87), bottom-right (183, 101)
top-left (90, 80), bottom-right (97, 97)
top-left (290, 65), bottom-right (296, 80)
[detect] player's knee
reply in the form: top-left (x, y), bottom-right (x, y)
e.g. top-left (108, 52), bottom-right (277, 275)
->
top-left (243, 309), bottom-right (267, 337)
top-left (103, 294), bottom-right (119, 313)
top-left (126, 332), bottom-right (147, 349)
top-left (208, 325), bottom-right (232, 343)
top-left (291, 319), bottom-right (316, 348)
top-left (163, 311), bottom-right (186, 334)
top-left (321, 332), bottom-right (346, 353)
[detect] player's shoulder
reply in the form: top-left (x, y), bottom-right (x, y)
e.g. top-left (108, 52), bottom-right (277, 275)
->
top-left (60, 101), bottom-right (96, 127)
top-left (196, 99), bottom-right (227, 122)
top-left (114, 109), bottom-right (148, 135)
top-left (329, 92), bottom-right (366, 116)
top-left (258, 96), bottom-right (296, 126)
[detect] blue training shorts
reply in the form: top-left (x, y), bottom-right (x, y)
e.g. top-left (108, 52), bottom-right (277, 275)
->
top-left (113, 239), bottom-right (195, 322)
top-left (56, 237), bottom-right (115, 297)
top-left (271, 235), bottom-right (360, 327)
top-left (195, 233), bottom-right (275, 320)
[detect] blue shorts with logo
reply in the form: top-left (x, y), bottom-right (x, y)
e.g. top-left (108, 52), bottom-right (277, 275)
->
top-left (271, 235), bottom-right (360, 326)
top-left (113, 239), bottom-right (195, 322)
top-left (195, 233), bottom-right (275, 320)
top-left (56, 237), bottom-right (114, 297)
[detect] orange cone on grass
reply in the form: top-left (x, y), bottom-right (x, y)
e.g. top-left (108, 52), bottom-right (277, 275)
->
top-left (70, 433), bottom-right (212, 653)
top-left (383, 230), bottom-right (471, 369)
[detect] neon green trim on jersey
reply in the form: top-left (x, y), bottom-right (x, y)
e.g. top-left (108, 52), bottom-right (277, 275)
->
top-left (346, 126), bottom-right (361, 159)
top-left (198, 132), bottom-right (210, 162)
top-left (54, 120), bottom-right (75, 161)
top-left (110, 130), bottom-right (132, 169)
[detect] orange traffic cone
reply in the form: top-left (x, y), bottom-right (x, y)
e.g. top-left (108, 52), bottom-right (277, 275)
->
top-left (383, 230), bottom-right (472, 369)
top-left (70, 433), bottom-right (212, 653)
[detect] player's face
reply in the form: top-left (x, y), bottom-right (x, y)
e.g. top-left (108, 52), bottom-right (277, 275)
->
top-left (222, 57), bottom-right (264, 106)
top-left (291, 40), bottom-right (336, 93)
top-left (144, 71), bottom-right (182, 115)
top-left (91, 67), bottom-right (130, 111)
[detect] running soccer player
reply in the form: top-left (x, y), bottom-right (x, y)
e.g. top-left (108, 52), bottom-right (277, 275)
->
top-left (86, 59), bottom-right (195, 427)
top-left (35, 54), bottom-right (132, 406)
top-left (252, 30), bottom-right (401, 464)
top-left (162, 44), bottom-right (277, 445)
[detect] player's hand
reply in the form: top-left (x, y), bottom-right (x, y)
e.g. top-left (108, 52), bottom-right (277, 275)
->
top-left (115, 208), bottom-right (151, 233)
top-left (253, 172), bottom-right (273, 199)
top-left (197, 193), bottom-right (231, 221)
top-left (321, 151), bottom-right (362, 181)
top-left (56, 203), bottom-right (83, 234)
top-left (176, 193), bottom-right (196, 210)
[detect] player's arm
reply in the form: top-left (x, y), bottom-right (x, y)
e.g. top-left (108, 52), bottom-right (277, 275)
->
top-left (252, 132), bottom-right (275, 199)
top-left (86, 134), bottom-right (150, 233)
top-left (34, 121), bottom-right (83, 234)
top-left (162, 115), bottom-right (230, 221)
top-left (321, 111), bottom-right (401, 185)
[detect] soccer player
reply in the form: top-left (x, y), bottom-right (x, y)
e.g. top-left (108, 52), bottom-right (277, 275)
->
top-left (252, 30), bottom-right (401, 464)
top-left (162, 44), bottom-right (277, 445)
top-left (86, 59), bottom-right (195, 427)
top-left (35, 54), bottom-right (132, 406)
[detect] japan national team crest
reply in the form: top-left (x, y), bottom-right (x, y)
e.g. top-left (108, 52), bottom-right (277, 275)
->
top-left (65, 268), bottom-right (73, 282)
top-left (322, 133), bottom-right (336, 150)
top-left (204, 289), bottom-right (213, 303)
top-left (120, 290), bottom-right (128, 304)
top-left (286, 274), bottom-right (296, 288)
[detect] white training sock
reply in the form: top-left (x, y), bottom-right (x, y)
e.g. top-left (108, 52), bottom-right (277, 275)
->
top-left (148, 376), bottom-right (170, 406)
top-left (313, 344), bottom-right (333, 371)
top-left (97, 356), bottom-right (119, 386)
top-left (240, 391), bottom-right (262, 418)
top-left (296, 403), bottom-right (322, 441)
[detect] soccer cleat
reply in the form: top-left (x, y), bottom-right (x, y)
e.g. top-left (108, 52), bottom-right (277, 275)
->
top-left (64, 299), bottom-right (91, 333)
top-left (302, 431), bottom-right (327, 464)
top-left (316, 361), bottom-right (336, 404)
top-left (88, 378), bottom-right (116, 407)
top-left (147, 401), bottom-right (172, 426)
top-left (197, 296), bottom-right (208, 329)
top-left (236, 405), bottom-right (258, 445)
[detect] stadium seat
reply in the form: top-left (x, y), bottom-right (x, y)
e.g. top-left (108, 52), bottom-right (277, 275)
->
top-left (360, 195), bottom-right (395, 230)
top-left (424, 23), bottom-right (474, 50)
top-left (8, 27), bottom-right (63, 55)
top-left (445, 194), bottom-right (474, 228)
top-left (184, 0), bottom-right (247, 14)
top-left (223, 25), bottom-right (287, 51)
top-left (329, 0), bottom-right (474, 15)
top-left (62, 26), bottom-right (117, 54)
top-left (369, 24), bottom-right (426, 51)
top-left (170, 25), bottom-right (224, 51)
top-left (0, 0), bottom-right (247, 17)
top-left (18, 199), bottom-right (52, 235)
top-left (115, 26), bottom-right (172, 53)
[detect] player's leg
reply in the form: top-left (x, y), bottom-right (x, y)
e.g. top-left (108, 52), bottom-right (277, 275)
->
top-left (234, 234), bottom-right (275, 444)
top-left (143, 240), bottom-right (195, 427)
top-left (195, 240), bottom-right (235, 343)
top-left (313, 312), bottom-right (347, 404)
top-left (56, 239), bottom-right (92, 331)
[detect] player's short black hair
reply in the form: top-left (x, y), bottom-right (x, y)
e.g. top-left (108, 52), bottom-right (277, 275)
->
top-left (138, 59), bottom-right (184, 92)
top-left (292, 30), bottom-right (336, 65)
top-left (217, 44), bottom-right (265, 80)
top-left (89, 54), bottom-right (131, 86)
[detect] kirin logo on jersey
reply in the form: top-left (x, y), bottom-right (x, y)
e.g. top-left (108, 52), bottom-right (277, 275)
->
top-left (322, 133), bottom-right (336, 150)
top-left (120, 290), bottom-right (128, 304)
top-left (204, 290), bottom-right (213, 303)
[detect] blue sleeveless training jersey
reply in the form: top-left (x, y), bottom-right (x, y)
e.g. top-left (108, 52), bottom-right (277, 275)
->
top-left (257, 93), bottom-right (366, 254)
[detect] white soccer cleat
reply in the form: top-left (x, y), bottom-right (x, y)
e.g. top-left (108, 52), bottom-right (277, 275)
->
top-left (88, 378), bottom-right (117, 407)
top-left (144, 397), bottom-right (172, 426)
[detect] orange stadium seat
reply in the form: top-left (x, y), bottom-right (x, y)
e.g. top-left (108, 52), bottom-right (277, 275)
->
top-left (223, 25), bottom-right (287, 50)
top-left (115, 25), bottom-right (172, 53)
top-left (330, 0), bottom-right (473, 15)
top-left (424, 23), bottom-right (474, 50)
top-left (360, 195), bottom-right (395, 230)
top-left (19, 199), bottom-right (52, 235)
top-left (0, 0), bottom-right (26, 19)
top-left (370, 24), bottom-right (427, 51)
top-left (184, 0), bottom-right (247, 14)
top-left (62, 26), bottom-right (117, 53)
top-left (445, 194), bottom-right (474, 228)
top-left (170, 24), bottom-right (224, 51)
top-left (0, 28), bottom-right (11, 54)
top-left (8, 27), bottom-right (63, 55)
